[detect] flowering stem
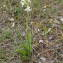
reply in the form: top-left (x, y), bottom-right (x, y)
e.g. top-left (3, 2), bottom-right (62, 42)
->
top-left (25, 11), bottom-right (32, 58)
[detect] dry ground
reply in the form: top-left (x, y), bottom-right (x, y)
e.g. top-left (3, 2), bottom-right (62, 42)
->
top-left (0, 0), bottom-right (63, 63)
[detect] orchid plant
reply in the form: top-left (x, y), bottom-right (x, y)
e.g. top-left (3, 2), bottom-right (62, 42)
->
top-left (16, 0), bottom-right (32, 61)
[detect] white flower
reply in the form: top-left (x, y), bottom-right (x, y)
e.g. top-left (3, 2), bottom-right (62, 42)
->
top-left (20, 0), bottom-right (25, 7)
top-left (48, 28), bottom-right (51, 32)
top-left (20, 0), bottom-right (26, 7)
top-left (20, 0), bottom-right (31, 8)
top-left (22, 0), bottom-right (25, 1)
top-left (28, 0), bottom-right (31, 3)
top-left (21, 2), bottom-right (25, 7)
top-left (20, 0), bottom-right (32, 12)
top-left (24, 6), bottom-right (32, 12)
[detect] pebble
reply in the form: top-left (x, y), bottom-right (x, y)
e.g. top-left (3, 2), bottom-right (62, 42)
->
top-left (12, 22), bottom-right (15, 27)
top-left (22, 32), bottom-right (26, 36)
top-left (39, 40), bottom-right (44, 43)
top-left (40, 57), bottom-right (46, 62)
top-left (60, 17), bottom-right (63, 22)
top-left (38, 29), bottom-right (40, 32)
top-left (39, 61), bottom-right (42, 63)
top-left (8, 18), bottom-right (14, 21)
top-left (3, 5), bottom-right (6, 7)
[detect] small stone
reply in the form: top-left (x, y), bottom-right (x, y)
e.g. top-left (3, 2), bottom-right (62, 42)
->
top-left (60, 17), bottom-right (63, 22)
top-left (39, 40), bottom-right (44, 43)
top-left (9, 18), bottom-right (14, 21)
top-left (39, 61), bottom-right (42, 63)
top-left (12, 22), bottom-right (15, 27)
top-left (3, 5), bottom-right (6, 7)
top-left (38, 29), bottom-right (40, 32)
top-left (40, 57), bottom-right (46, 62)
top-left (22, 32), bottom-right (26, 36)
top-left (43, 5), bottom-right (47, 8)
top-left (43, 9), bottom-right (46, 11)
top-left (1, 7), bottom-right (2, 8)
top-left (60, 17), bottom-right (63, 24)
top-left (49, 36), bottom-right (53, 40)
top-left (54, 19), bottom-right (60, 24)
